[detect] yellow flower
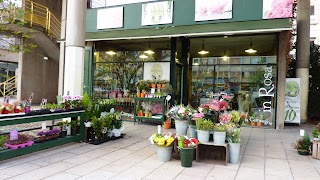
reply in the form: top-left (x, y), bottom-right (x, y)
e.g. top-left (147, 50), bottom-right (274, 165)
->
top-left (158, 137), bottom-right (165, 146)
top-left (165, 137), bottom-right (174, 146)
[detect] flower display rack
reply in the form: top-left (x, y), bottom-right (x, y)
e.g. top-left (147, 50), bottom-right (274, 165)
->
top-left (195, 142), bottom-right (229, 165)
top-left (0, 110), bottom-right (85, 161)
top-left (133, 97), bottom-right (166, 125)
top-left (312, 140), bottom-right (320, 160)
top-left (5, 141), bottom-right (34, 150)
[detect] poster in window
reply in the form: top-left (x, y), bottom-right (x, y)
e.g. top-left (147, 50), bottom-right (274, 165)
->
top-left (97, 7), bottom-right (124, 29)
top-left (284, 78), bottom-right (301, 124)
top-left (263, 0), bottom-right (293, 19)
top-left (141, 1), bottom-right (173, 26)
top-left (195, 0), bottom-right (233, 21)
top-left (143, 62), bottom-right (170, 80)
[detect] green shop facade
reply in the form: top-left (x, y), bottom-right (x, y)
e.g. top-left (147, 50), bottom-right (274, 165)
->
top-left (84, 0), bottom-right (292, 129)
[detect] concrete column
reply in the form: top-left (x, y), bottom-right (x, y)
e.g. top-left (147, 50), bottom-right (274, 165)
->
top-left (296, 0), bottom-right (310, 123)
top-left (64, 0), bottom-right (86, 96)
top-left (277, 31), bottom-right (291, 129)
top-left (58, 0), bottom-right (67, 95)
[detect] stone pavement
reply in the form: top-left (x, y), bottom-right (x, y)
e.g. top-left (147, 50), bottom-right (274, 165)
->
top-left (0, 122), bottom-right (319, 180)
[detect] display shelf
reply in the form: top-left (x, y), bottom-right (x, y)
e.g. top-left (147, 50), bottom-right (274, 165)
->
top-left (133, 97), bottom-right (166, 125)
top-left (0, 110), bottom-right (85, 161)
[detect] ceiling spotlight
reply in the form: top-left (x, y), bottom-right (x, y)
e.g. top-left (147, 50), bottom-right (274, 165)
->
top-left (43, 56), bottom-right (49, 60)
top-left (106, 51), bottom-right (116, 55)
top-left (245, 38), bottom-right (257, 54)
top-left (139, 54), bottom-right (148, 59)
top-left (144, 42), bottom-right (154, 55)
top-left (198, 40), bottom-right (209, 55)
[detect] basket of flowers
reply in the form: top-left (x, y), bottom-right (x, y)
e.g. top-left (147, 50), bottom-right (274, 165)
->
top-left (149, 132), bottom-right (175, 162)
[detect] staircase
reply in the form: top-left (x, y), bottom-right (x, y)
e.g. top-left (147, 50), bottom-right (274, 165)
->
top-left (0, 76), bottom-right (16, 97)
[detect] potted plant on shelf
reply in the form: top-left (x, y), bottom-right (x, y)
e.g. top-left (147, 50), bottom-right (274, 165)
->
top-left (57, 121), bottom-right (67, 138)
top-left (167, 104), bottom-right (196, 136)
top-left (257, 119), bottom-right (262, 127)
top-left (163, 117), bottom-right (171, 129)
top-left (152, 79), bottom-right (158, 89)
top-left (0, 135), bottom-right (8, 150)
top-left (36, 131), bottom-right (47, 143)
top-left (149, 132), bottom-right (175, 162)
top-left (5, 134), bottom-right (34, 150)
top-left (177, 136), bottom-right (199, 167)
top-left (191, 113), bottom-right (205, 138)
top-left (196, 118), bottom-right (214, 143)
top-left (226, 124), bottom-right (241, 164)
top-left (213, 123), bottom-right (227, 145)
top-left (70, 120), bottom-right (79, 136)
top-left (292, 133), bottom-right (311, 155)
top-left (250, 117), bottom-right (257, 127)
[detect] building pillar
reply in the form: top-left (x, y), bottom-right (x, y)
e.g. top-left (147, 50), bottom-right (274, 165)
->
top-left (58, 0), bottom-right (67, 95)
top-left (63, 0), bottom-right (86, 96)
top-left (277, 31), bottom-right (291, 129)
top-left (296, 0), bottom-right (310, 123)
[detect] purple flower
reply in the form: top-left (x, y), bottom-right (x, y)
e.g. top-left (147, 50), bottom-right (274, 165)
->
top-left (45, 130), bottom-right (53, 136)
top-left (51, 128), bottom-right (60, 135)
top-left (37, 131), bottom-right (45, 136)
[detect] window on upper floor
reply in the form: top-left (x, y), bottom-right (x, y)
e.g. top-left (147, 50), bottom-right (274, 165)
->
top-left (310, 5), bottom-right (317, 24)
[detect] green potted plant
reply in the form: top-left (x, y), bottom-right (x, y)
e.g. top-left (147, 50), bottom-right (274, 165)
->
top-left (196, 118), bottom-right (214, 143)
top-left (56, 121), bottom-right (67, 138)
top-left (213, 123), bottom-right (227, 145)
top-left (91, 116), bottom-right (104, 145)
top-left (292, 133), bottom-right (311, 155)
top-left (312, 126), bottom-right (320, 140)
top-left (69, 120), bottom-right (79, 136)
top-left (0, 135), bottom-right (7, 150)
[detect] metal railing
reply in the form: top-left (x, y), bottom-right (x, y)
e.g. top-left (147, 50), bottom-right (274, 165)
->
top-left (0, 76), bottom-right (16, 97)
top-left (22, 0), bottom-right (61, 39)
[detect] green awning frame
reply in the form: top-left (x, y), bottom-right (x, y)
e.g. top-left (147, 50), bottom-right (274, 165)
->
top-left (85, 19), bottom-right (292, 41)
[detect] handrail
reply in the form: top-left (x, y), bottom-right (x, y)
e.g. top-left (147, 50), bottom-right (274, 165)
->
top-left (0, 76), bottom-right (17, 97)
top-left (22, 0), bottom-right (61, 39)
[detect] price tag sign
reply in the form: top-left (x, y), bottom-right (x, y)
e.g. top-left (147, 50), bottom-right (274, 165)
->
top-left (42, 122), bottom-right (47, 130)
top-left (10, 130), bottom-right (18, 141)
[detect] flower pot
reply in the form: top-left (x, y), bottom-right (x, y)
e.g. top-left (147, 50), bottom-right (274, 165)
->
top-left (251, 122), bottom-right (256, 126)
top-left (213, 131), bottom-right (226, 145)
top-left (157, 84), bottom-right (162, 88)
top-left (84, 122), bottom-right (92, 127)
top-left (161, 84), bottom-right (166, 88)
top-left (24, 106), bottom-right (31, 113)
top-left (180, 148), bottom-right (195, 167)
top-left (189, 125), bottom-right (197, 138)
top-left (59, 131), bottom-right (67, 138)
top-left (229, 143), bottom-right (241, 164)
top-left (151, 84), bottom-right (156, 88)
top-left (257, 122), bottom-right (262, 127)
top-left (163, 121), bottom-right (171, 129)
top-left (141, 93), bottom-right (146, 98)
top-left (137, 92), bottom-right (141, 97)
top-left (197, 130), bottom-right (210, 143)
top-left (157, 146), bottom-right (172, 162)
top-left (175, 120), bottom-right (189, 136)
top-left (297, 150), bottom-right (310, 155)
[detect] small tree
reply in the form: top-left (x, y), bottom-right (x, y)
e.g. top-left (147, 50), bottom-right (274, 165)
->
top-left (0, 0), bottom-right (36, 53)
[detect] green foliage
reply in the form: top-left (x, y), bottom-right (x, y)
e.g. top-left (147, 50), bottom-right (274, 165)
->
top-left (312, 126), bottom-right (320, 138)
top-left (69, 120), bottom-right (79, 128)
top-left (227, 128), bottom-right (241, 143)
top-left (91, 116), bottom-right (103, 139)
top-left (292, 133), bottom-right (311, 152)
top-left (0, 1), bottom-right (37, 53)
top-left (214, 123), bottom-right (227, 132)
top-left (196, 118), bottom-right (214, 131)
top-left (0, 135), bottom-right (7, 147)
top-left (101, 114), bottom-right (113, 131)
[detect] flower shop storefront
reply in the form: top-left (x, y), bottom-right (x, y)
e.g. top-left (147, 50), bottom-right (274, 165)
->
top-left (85, 0), bottom-right (293, 128)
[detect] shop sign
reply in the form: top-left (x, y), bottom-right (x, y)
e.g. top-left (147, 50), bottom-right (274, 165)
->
top-left (97, 7), bottom-right (124, 29)
top-left (258, 66), bottom-right (274, 113)
top-left (195, 0), bottom-right (233, 22)
top-left (263, 0), bottom-right (293, 19)
top-left (284, 78), bottom-right (301, 124)
top-left (143, 62), bottom-right (170, 80)
top-left (141, 1), bottom-right (173, 26)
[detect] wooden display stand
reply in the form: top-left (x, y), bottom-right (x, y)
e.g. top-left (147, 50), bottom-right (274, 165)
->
top-left (196, 142), bottom-right (229, 165)
top-left (312, 140), bottom-right (320, 160)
